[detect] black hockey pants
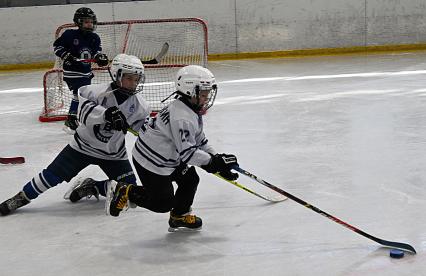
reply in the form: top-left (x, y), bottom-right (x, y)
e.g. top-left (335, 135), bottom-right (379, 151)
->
top-left (131, 159), bottom-right (200, 216)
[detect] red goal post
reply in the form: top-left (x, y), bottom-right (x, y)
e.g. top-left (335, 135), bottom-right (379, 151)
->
top-left (40, 18), bottom-right (208, 122)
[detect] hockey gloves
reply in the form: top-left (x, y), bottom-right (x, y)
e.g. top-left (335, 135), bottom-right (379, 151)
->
top-left (202, 153), bottom-right (239, 181)
top-left (104, 106), bottom-right (129, 134)
top-left (65, 114), bottom-right (78, 131)
top-left (94, 53), bottom-right (109, 67)
top-left (62, 52), bottom-right (78, 66)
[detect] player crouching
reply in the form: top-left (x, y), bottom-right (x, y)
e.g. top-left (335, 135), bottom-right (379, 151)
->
top-left (106, 65), bottom-right (239, 232)
top-left (0, 54), bottom-right (150, 216)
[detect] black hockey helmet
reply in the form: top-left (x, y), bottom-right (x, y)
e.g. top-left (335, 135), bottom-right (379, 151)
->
top-left (73, 7), bottom-right (97, 32)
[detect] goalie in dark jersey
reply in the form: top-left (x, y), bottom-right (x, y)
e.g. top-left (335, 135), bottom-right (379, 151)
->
top-left (53, 7), bottom-right (109, 132)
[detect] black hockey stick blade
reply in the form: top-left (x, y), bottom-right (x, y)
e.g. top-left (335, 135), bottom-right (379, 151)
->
top-left (0, 156), bottom-right (25, 164)
top-left (232, 165), bottom-right (416, 254)
top-left (142, 42), bottom-right (169, 64)
top-left (375, 239), bottom-right (417, 253)
top-left (214, 173), bottom-right (287, 203)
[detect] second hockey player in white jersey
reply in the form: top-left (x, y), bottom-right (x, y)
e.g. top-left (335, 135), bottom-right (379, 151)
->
top-left (107, 65), bottom-right (239, 232)
top-left (0, 53), bottom-right (150, 216)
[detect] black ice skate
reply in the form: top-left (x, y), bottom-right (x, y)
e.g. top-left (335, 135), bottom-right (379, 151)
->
top-left (68, 178), bottom-right (100, 203)
top-left (168, 211), bottom-right (202, 232)
top-left (107, 181), bottom-right (132, 217)
top-left (0, 191), bottom-right (30, 216)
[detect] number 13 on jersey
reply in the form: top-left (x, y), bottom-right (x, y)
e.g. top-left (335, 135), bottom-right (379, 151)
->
top-left (179, 129), bottom-right (190, 142)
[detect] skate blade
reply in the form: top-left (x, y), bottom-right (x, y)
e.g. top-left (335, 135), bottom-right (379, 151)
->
top-left (128, 201), bottom-right (137, 209)
top-left (63, 177), bottom-right (84, 199)
top-left (105, 180), bottom-right (117, 216)
top-left (168, 226), bottom-right (202, 233)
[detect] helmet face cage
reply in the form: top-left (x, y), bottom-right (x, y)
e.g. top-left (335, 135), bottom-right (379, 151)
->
top-left (175, 65), bottom-right (217, 111)
top-left (204, 84), bottom-right (218, 110)
top-left (193, 84), bottom-right (217, 112)
top-left (73, 8), bottom-right (97, 32)
top-left (114, 69), bottom-right (145, 96)
top-left (110, 54), bottom-right (145, 96)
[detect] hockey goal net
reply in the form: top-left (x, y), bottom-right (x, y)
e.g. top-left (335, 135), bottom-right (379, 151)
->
top-left (40, 18), bottom-right (208, 122)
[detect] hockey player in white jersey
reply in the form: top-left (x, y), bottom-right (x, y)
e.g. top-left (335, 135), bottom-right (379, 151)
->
top-left (107, 65), bottom-right (239, 232)
top-left (0, 54), bottom-right (150, 216)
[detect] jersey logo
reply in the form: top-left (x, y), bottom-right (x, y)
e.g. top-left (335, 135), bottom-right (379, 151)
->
top-left (129, 104), bottom-right (135, 113)
top-left (93, 124), bottom-right (114, 143)
top-left (73, 39), bottom-right (79, 46)
top-left (80, 48), bottom-right (92, 63)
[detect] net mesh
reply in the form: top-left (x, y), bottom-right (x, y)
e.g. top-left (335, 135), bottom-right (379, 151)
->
top-left (40, 18), bottom-right (208, 121)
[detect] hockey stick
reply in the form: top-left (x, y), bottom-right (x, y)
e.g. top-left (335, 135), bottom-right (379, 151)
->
top-left (126, 128), bottom-right (283, 202)
top-left (127, 128), bottom-right (138, 136)
top-left (0, 157), bottom-right (25, 164)
top-left (78, 42), bottom-right (170, 65)
top-left (232, 165), bottom-right (417, 254)
top-left (141, 42), bottom-right (169, 64)
top-left (214, 173), bottom-right (286, 203)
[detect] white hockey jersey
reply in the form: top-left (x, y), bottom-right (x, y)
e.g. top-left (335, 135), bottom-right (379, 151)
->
top-left (69, 83), bottom-right (151, 160)
top-left (132, 98), bottom-right (216, 175)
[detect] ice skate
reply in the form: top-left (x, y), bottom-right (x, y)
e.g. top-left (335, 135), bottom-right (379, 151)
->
top-left (106, 181), bottom-right (132, 216)
top-left (0, 191), bottom-right (30, 216)
top-left (168, 210), bottom-right (202, 232)
top-left (65, 178), bottom-right (100, 203)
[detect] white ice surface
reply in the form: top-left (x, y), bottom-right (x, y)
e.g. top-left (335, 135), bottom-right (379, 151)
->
top-left (1, 53), bottom-right (426, 276)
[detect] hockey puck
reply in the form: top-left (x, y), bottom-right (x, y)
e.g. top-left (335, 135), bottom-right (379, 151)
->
top-left (389, 249), bottom-right (404, 259)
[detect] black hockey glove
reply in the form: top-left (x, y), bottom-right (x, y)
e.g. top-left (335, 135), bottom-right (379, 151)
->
top-left (202, 153), bottom-right (239, 180)
top-left (218, 169), bottom-right (239, 181)
top-left (104, 106), bottom-right (129, 134)
top-left (62, 52), bottom-right (78, 66)
top-left (94, 53), bottom-right (109, 67)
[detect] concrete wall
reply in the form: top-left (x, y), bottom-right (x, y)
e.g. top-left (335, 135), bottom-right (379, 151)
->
top-left (0, 0), bottom-right (425, 65)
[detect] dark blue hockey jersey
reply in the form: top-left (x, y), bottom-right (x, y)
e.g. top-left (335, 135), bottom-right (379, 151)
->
top-left (53, 29), bottom-right (102, 79)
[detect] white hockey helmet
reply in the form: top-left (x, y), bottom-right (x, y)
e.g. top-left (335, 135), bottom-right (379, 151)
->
top-left (110, 53), bottom-right (145, 95)
top-left (175, 65), bottom-right (217, 111)
top-left (176, 65), bottom-right (216, 97)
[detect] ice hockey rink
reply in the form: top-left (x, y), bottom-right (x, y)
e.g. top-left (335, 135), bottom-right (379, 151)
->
top-left (1, 53), bottom-right (426, 276)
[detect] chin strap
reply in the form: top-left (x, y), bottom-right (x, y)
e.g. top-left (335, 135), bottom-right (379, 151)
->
top-left (161, 91), bottom-right (179, 103)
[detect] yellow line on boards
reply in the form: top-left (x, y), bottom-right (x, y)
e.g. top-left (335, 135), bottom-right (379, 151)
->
top-left (2, 43), bottom-right (426, 71)
top-left (0, 62), bottom-right (54, 72)
top-left (208, 43), bottom-right (426, 61)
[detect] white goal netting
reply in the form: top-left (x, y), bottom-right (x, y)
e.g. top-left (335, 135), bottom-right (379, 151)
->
top-left (40, 18), bottom-right (208, 121)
